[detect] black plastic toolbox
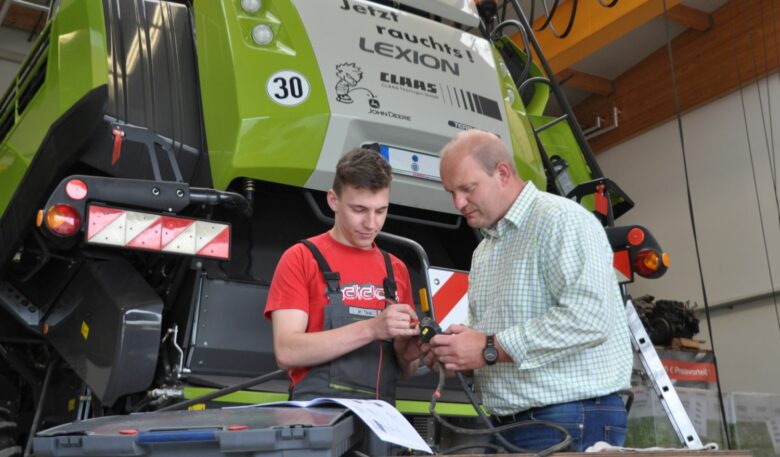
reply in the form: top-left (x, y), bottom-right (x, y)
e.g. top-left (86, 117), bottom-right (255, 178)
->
top-left (33, 406), bottom-right (356, 457)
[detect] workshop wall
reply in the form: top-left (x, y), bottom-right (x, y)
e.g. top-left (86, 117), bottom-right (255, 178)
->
top-left (598, 72), bottom-right (780, 394)
top-left (0, 27), bottom-right (33, 93)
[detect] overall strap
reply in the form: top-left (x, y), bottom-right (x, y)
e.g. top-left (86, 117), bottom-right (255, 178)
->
top-left (299, 240), bottom-right (341, 304)
top-left (380, 249), bottom-right (397, 302)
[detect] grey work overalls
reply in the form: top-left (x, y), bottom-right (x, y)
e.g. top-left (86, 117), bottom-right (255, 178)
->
top-left (290, 240), bottom-right (400, 403)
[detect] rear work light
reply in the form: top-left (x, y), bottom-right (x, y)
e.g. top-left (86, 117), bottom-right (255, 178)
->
top-left (86, 204), bottom-right (230, 260)
top-left (45, 204), bottom-right (82, 236)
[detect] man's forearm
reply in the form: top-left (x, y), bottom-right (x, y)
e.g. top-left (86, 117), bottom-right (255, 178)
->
top-left (275, 319), bottom-right (377, 368)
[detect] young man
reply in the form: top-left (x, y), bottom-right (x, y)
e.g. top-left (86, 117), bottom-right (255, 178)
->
top-left (265, 148), bottom-right (421, 402)
top-left (425, 130), bottom-right (632, 451)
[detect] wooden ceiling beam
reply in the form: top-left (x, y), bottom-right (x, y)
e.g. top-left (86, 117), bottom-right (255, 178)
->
top-left (573, 0), bottom-right (773, 154)
top-left (667, 4), bottom-right (713, 32)
top-left (0, 0), bottom-right (47, 32)
top-left (511, 0), bottom-right (684, 75)
top-left (556, 68), bottom-right (614, 96)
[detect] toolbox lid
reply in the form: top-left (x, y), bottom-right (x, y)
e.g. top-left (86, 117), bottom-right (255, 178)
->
top-left (34, 406), bottom-right (356, 457)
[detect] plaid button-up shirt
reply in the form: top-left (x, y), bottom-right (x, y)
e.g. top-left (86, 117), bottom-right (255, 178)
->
top-left (469, 182), bottom-right (632, 415)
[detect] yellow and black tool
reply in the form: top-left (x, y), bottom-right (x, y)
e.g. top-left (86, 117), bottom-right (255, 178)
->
top-left (417, 288), bottom-right (441, 343)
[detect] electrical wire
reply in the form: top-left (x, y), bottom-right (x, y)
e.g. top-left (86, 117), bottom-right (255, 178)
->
top-left (428, 361), bottom-right (571, 455)
top-left (501, 0), bottom-right (510, 23)
top-left (660, 0), bottom-right (732, 448)
top-left (757, 0), bottom-right (778, 190)
top-left (750, 0), bottom-right (779, 198)
top-left (771, 0), bottom-right (780, 188)
top-left (751, 0), bottom-right (780, 338)
top-left (376, 343), bottom-right (383, 400)
top-left (540, 0), bottom-right (578, 39)
top-left (522, 0), bottom-right (613, 40)
top-left (534, 0), bottom-right (562, 32)
top-left (491, 20), bottom-right (533, 93)
top-left (731, 0), bottom-right (780, 349)
top-left (441, 442), bottom-right (504, 454)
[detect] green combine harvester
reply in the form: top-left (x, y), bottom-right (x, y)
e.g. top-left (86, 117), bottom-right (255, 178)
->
top-left (0, 0), bottom-right (669, 455)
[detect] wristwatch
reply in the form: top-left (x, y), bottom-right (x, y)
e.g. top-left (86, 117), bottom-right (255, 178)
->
top-left (483, 334), bottom-right (498, 365)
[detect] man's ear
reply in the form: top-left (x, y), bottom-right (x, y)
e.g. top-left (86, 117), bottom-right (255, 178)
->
top-left (326, 189), bottom-right (339, 212)
top-left (496, 162), bottom-right (512, 184)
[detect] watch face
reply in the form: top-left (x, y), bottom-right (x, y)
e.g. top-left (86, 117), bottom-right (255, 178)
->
top-left (483, 347), bottom-right (498, 364)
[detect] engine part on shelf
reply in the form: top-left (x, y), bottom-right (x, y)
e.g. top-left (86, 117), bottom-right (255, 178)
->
top-left (633, 295), bottom-right (700, 346)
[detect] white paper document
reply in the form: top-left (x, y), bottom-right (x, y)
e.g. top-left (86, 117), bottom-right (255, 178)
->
top-left (255, 398), bottom-right (433, 454)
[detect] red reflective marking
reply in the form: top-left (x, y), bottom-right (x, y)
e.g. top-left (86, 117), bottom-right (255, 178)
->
top-left (227, 425), bottom-right (248, 431)
top-left (196, 226), bottom-right (230, 259)
top-left (160, 217), bottom-right (194, 248)
top-left (126, 217), bottom-right (163, 250)
top-left (594, 184), bottom-right (608, 216)
top-left (87, 206), bottom-right (125, 240)
top-left (432, 272), bottom-right (468, 321)
top-left (613, 249), bottom-right (631, 281)
top-left (627, 227), bottom-right (645, 246)
top-left (119, 429), bottom-right (138, 436)
top-left (112, 129), bottom-right (125, 166)
top-left (65, 179), bottom-right (88, 200)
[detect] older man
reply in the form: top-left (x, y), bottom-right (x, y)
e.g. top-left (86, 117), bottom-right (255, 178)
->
top-left (426, 130), bottom-right (632, 451)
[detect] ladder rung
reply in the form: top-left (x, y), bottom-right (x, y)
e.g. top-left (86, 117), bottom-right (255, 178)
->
top-left (534, 114), bottom-right (569, 134)
top-left (626, 300), bottom-right (704, 449)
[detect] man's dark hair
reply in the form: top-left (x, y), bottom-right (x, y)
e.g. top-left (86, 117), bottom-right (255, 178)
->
top-left (332, 148), bottom-right (393, 195)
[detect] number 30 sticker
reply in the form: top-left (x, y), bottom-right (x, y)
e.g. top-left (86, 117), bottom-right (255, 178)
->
top-left (266, 70), bottom-right (310, 106)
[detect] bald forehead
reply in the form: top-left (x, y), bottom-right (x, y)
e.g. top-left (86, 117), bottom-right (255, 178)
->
top-left (441, 130), bottom-right (516, 177)
top-left (442, 130), bottom-right (501, 158)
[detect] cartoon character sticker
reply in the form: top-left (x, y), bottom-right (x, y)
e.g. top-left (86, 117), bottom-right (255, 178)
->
top-left (335, 63), bottom-right (379, 107)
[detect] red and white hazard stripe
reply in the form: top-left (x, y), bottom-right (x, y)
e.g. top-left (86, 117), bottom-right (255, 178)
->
top-left (427, 267), bottom-right (469, 329)
top-left (613, 250), bottom-right (632, 283)
top-left (86, 204), bottom-right (230, 259)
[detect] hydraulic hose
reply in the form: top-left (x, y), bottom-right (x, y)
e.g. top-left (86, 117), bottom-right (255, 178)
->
top-left (156, 369), bottom-right (285, 412)
top-left (189, 188), bottom-right (253, 218)
top-left (23, 360), bottom-right (55, 457)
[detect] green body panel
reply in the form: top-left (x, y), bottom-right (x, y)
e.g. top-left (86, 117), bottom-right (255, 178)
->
top-left (492, 48), bottom-right (547, 191)
top-left (530, 114), bottom-right (596, 210)
top-left (494, 37), bottom-right (549, 117)
top-left (0, 0), bottom-right (108, 216)
top-left (183, 387), bottom-right (479, 417)
top-left (184, 387), bottom-right (289, 405)
top-left (395, 400), bottom-right (479, 417)
top-left (193, 1), bottom-right (330, 191)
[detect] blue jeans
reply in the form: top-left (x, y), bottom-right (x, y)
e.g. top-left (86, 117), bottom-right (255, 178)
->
top-left (492, 393), bottom-right (628, 452)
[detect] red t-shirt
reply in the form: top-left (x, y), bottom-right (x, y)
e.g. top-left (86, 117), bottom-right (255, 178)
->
top-left (264, 232), bottom-right (413, 386)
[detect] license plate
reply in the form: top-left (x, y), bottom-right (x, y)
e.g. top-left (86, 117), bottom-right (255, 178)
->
top-left (379, 145), bottom-right (441, 182)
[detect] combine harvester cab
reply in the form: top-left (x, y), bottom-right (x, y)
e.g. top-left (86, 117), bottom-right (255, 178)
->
top-left (0, 0), bottom-right (671, 455)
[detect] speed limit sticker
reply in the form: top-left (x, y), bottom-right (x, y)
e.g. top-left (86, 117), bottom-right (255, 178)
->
top-left (266, 70), bottom-right (310, 106)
